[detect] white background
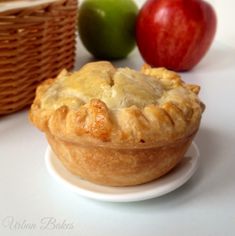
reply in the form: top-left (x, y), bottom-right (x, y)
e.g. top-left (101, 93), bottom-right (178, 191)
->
top-left (1, 0), bottom-right (235, 236)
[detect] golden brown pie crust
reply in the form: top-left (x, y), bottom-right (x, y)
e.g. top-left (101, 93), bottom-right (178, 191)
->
top-left (29, 61), bottom-right (204, 186)
top-left (46, 132), bottom-right (195, 186)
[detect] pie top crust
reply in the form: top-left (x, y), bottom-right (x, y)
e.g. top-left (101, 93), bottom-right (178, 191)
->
top-left (29, 61), bottom-right (204, 148)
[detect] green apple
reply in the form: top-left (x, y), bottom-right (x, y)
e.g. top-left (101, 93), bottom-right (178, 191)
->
top-left (78, 0), bottom-right (138, 59)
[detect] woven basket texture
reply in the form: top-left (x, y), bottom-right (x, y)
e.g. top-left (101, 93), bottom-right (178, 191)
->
top-left (0, 0), bottom-right (77, 115)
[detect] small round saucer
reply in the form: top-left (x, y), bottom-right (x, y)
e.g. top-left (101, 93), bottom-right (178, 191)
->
top-left (45, 142), bottom-right (199, 202)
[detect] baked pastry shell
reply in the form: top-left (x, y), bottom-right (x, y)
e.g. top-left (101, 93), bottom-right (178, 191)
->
top-left (46, 131), bottom-right (196, 187)
top-left (29, 62), bottom-right (204, 187)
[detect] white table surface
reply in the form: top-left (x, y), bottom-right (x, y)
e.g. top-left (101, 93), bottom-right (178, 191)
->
top-left (1, 1), bottom-right (235, 235)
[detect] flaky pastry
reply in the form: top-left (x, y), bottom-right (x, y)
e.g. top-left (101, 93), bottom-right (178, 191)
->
top-left (30, 61), bottom-right (204, 186)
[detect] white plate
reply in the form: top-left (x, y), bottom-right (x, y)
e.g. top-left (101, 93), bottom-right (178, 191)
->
top-left (45, 142), bottom-right (200, 202)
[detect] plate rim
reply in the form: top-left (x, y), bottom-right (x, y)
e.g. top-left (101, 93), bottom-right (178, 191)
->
top-left (45, 142), bottom-right (200, 202)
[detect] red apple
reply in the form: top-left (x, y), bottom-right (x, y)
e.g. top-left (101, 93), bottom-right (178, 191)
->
top-left (135, 0), bottom-right (217, 71)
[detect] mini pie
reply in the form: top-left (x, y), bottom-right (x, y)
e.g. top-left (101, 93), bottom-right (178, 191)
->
top-left (29, 61), bottom-right (204, 186)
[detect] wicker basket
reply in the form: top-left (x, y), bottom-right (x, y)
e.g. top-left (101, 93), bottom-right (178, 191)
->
top-left (0, 0), bottom-right (77, 115)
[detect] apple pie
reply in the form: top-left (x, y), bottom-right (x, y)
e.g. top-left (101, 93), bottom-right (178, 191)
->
top-left (29, 61), bottom-right (204, 186)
